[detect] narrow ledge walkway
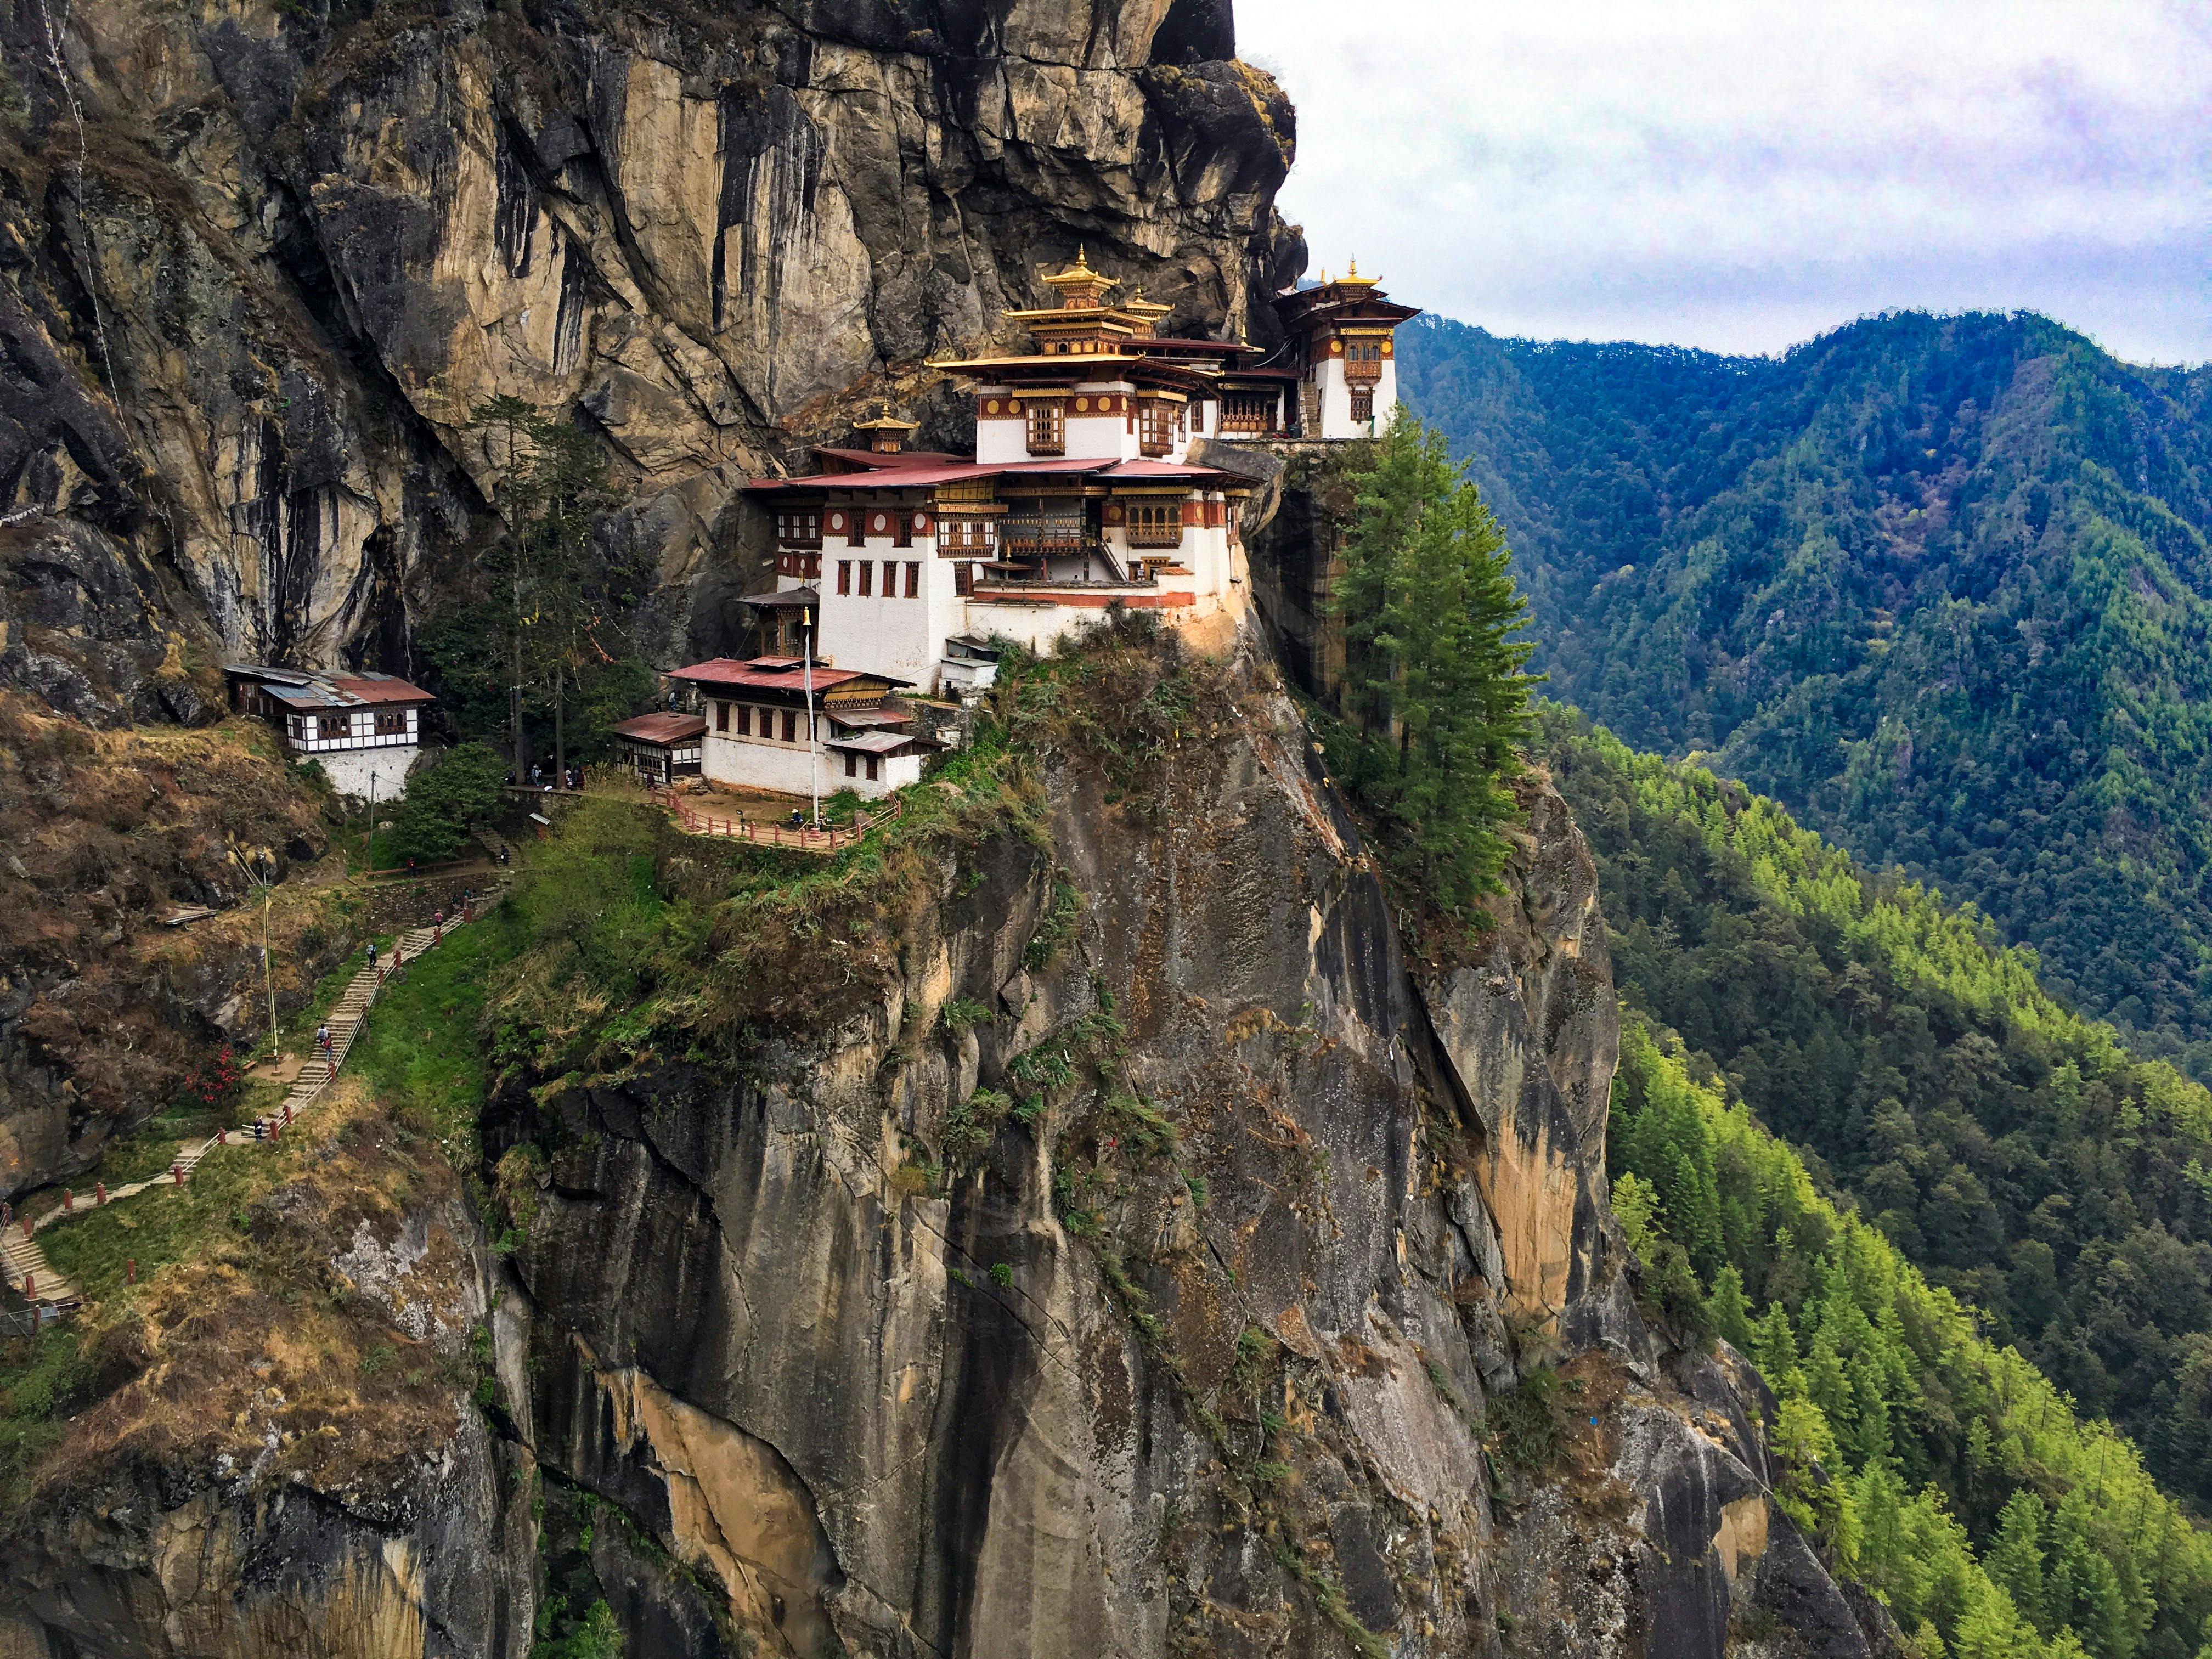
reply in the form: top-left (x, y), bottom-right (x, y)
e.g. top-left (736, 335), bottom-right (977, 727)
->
top-left (3, 900), bottom-right (492, 1318)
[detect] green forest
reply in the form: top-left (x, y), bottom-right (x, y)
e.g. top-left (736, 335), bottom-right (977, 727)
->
top-left (1538, 708), bottom-right (2212, 1655)
top-left (1612, 1020), bottom-right (2212, 1659)
top-left (1539, 707), bottom-right (2212, 1511)
top-left (1400, 312), bottom-right (2212, 1081)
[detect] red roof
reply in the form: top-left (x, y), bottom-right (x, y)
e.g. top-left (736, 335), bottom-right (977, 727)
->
top-left (324, 674), bottom-right (435, 706)
top-left (746, 456), bottom-right (1228, 494)
top-left (612, 712), bottom-right (706, 744)
top-left (668, 657), bottom-right (910, 692)
top-left (811, 447), bottom-right (967, 467)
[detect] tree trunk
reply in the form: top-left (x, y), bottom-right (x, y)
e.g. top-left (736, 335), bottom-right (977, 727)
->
top-left (554, 663), bottom-right (566, 791)
top-left (511, 619), bottom-right (527, 785)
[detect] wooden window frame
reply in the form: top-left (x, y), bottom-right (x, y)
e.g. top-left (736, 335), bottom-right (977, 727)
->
top-left (1125, 500), bottom-right (1184, 549)
top-left (781, 709), bottom-right (797, 743)
top-left (374, 709), bottom-right (406, 736)
top-left (837, 560), bottom-right (852, 596)
top-left (904, 561), bottom-right (920, 598)
top-left (938, 517), bottom-right (994, 555)
top-left (1025, 400), bottom-right (1065, 456)
top-left (953, 561), bottom-right (973, 596)
top-left (319, 713), bottom-right (351, 741)
top-left (858, 560), bottom-right (873, 597)
top-left (865, 755), bottom-right (880, 782)
top-left (716, 702), bottom-right (730, 732)
top-left (737, 705), bottom-right (752, 736)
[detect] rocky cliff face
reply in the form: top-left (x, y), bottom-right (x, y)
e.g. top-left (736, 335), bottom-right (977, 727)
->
top-left (0, 0), bottom-right (1300, 1196)
top-left (0, 631), bottom-right (1902, 1657)
top-left (0, 0), bottom-right (1301, 697)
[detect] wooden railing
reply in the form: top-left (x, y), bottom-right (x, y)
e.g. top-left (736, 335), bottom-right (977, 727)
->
top-left (648, 788), bottom-right (904, 852)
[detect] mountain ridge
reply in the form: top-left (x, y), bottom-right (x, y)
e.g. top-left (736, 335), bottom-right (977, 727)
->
top-left (1402, 305), bottom-right (2212, 1077)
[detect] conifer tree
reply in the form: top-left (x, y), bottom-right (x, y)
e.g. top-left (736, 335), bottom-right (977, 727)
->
top-left (1329, 415), bottom-right (1539, 916)
top-left (1987, 1491), bottom-right (2049, 1633)
top-left (442, 398), bottom-right (652, 777)
top-left (1708, 1263), bottom-right (1755, 1352)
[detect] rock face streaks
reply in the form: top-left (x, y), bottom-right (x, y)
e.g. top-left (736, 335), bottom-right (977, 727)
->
top-left (0, 0), bottom-right (1301, 696)
top-left (461, 644), bottom-right (1890, 1658)
top-left (0, 636), bottom-right (1902, 1656)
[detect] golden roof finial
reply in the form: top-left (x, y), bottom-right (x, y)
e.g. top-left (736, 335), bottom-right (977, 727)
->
top-left (1348, 256), bottom-right (1358, 276)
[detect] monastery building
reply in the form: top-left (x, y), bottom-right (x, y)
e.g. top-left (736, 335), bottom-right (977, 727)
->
top-left (668, 256), bottom-right (1417, 801)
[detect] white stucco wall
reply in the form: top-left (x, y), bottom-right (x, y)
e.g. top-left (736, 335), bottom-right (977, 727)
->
top-left (819, 542), bottom-right (943, 689)
top-left (1309, 356), bottom-right (1399, 439)
top-left (315, 744), bottom-right (420, 802)
top-left (701, 726), bottom-right (832, 797)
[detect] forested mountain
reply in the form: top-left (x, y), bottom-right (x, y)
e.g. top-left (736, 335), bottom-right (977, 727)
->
top-left (1402, 313), bottom-right (2212, 1077)
top-left (1538, 707), bottom-right (2212, 1519)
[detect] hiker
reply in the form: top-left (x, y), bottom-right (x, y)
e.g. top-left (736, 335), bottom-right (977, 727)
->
top-left (789, 808), bottom-right (805, 831)
top-left (366, 940), bottom-right (378, 971)
top-left (315, 1023), bottom-right (331, 1060)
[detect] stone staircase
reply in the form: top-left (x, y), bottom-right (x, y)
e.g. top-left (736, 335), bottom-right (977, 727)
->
top-left (1, 905), bottom-right (488, 1318)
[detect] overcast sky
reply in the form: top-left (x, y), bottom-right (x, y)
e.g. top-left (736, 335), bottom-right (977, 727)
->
top-left (1239, 1), bottom-right (2211, 365)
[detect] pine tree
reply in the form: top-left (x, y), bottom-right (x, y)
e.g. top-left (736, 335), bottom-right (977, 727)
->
top-left (1329, 414), bottom-right (1540, 916)
top-left (1750, 1302), bottom-right (1802, 1395)
top-left (449, 399), bottom-right (652, 777)
top-left (1987, 1491), bottom-right (2049, 1633)
top-left (1709, 1263), bottom-right (1755, 1353)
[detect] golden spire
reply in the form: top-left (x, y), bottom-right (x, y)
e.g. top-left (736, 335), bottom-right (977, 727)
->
top-left (1042, 246), bottom-right (1114, 308)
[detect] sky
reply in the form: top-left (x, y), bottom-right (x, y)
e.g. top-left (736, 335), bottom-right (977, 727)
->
top-left (1238, 1), bottom-right (2211, 365)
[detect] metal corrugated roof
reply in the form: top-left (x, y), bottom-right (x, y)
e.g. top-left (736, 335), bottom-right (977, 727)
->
top-left (612, 713), bottom-right (707, 744)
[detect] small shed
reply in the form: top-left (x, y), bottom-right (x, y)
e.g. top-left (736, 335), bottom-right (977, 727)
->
top-left (611, 712), bottom-right (707, 786)
top-left (939, 635), bottom-right (1001, 698)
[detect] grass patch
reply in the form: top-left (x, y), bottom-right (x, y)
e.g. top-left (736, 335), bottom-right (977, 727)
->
top-left (40, 1134), bottom-right (289, 1304)
top-left (350, 901), bottom-right (527, 1167)
top-left (0, 1324), bottom-right (94, 1505)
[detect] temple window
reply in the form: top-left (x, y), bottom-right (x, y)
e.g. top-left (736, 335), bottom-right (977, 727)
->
top-left (1138, 402), bottom-right (1173, 456)
top-left (1125, 501), bottom-right (1183, 549)
top-left (1026, 401), bottom-right (1065, 455)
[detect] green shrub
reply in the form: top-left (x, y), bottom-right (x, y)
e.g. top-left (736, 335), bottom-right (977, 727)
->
top-left (386, 743), bottom-right (508, 865)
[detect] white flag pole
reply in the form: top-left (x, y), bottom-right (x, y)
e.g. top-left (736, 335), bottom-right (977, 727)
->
top-left (804, 605), bottom-right (821, 830)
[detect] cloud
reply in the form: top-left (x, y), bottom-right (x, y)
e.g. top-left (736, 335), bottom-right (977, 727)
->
top-left (1241, 0), bottom-right (2211, 363)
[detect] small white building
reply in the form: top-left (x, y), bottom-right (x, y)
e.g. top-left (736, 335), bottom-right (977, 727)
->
top-left (224, 664), bottom-right (433, 800)
top-left (666, 657), bottom-right (943, 800)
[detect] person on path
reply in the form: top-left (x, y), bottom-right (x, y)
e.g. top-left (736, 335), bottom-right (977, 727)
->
top-left (366, 940), bottom-right (378, 972)
top-left (316, 1023), bottom-right (331, 1060)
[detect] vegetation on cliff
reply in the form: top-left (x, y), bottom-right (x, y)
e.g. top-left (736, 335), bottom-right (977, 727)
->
top-left (1321, 415), bottom-right (1540, 920)
top-left (1613, 1024), bottom-right (2212, 1659)
top-left (1402, 310), bottom-right (2212, 1078)
top-left (1539, 707), bottom-right (2212, 1515)
top-left (0, 693), bottom-right (359, 1184)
